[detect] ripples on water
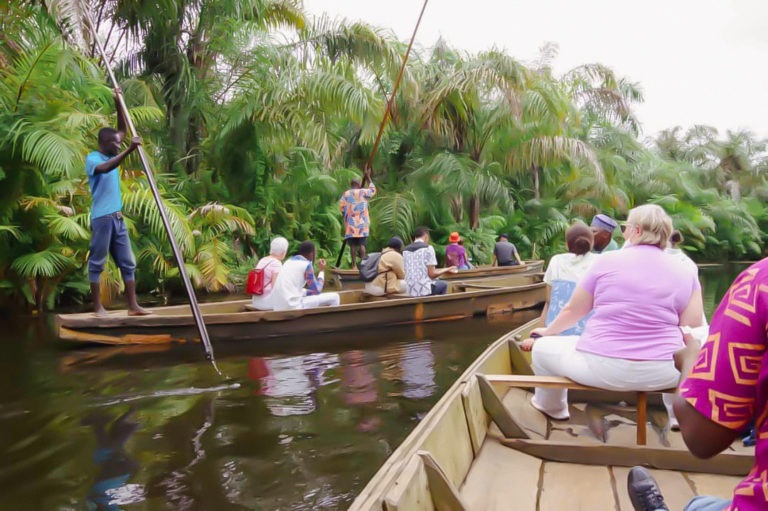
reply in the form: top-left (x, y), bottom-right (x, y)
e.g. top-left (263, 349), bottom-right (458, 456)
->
top-left (0, 265), bottom-right (742, 510)
top-left (0, 311), bottom-right (539, 510)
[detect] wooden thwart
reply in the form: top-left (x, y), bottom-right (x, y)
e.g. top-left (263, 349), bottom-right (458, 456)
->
top-left (483, 374), bottom-right (676, 446)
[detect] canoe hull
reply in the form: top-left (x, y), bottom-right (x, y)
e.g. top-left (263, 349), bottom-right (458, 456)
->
top-left (56, 277), bottom-right (545, 344)
top-left (327, 260), bottom-right (544, 290)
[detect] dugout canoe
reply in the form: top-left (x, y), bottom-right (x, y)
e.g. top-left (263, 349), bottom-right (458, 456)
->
top-left (350, 318), bottom-right (753, 510)
top-left (55, 274), bottom-right (545, 345)
top-left (327, 260), bottom-right (544, 290)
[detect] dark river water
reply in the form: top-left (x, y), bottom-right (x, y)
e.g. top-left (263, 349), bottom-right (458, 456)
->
top-left (0, 264), bottom-right (745, 510)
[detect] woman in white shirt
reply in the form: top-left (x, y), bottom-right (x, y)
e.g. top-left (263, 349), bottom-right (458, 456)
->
top-left (250, 237), bottom-right (289, 310)
top-left (525, 223), bottom-right (599, 349)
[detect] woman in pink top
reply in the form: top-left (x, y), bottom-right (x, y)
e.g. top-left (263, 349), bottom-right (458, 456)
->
top-left (250, 237), bottom-right (289, 310)
top-left (525, 204), bottom-right (704, 421)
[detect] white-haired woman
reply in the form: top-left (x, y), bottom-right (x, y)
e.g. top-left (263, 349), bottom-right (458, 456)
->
top-left (250, 237), bottom-right (289, 310)
top-left (524, 204), bottom-right (704, 423)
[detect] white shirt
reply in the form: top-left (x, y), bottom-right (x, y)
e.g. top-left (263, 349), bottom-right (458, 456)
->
top-left (403, 242), bottom-right (438, 297)
top-left (543, 252), bottom-right (600, 286)
top-left (270, 256), bottom-right (324, 310)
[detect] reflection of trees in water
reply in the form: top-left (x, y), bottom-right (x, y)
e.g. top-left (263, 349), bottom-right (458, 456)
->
top-left (700, 264), bottom-right (749, 317)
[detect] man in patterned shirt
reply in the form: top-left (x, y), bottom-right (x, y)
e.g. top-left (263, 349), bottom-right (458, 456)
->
top-left (627, 259), bottom-right (768, 511)
top-left (402, 227), bottom-right (457, 297)
top-left (339, 168), bottom-right (376, 269)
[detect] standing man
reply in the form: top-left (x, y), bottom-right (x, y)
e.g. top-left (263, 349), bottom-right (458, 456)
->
top-left (492, 233), bottom-right (526, 267)
top-left (403, 227), bottom-right (457, 296)
top-left (590, 213), bottom-right (619, 253)
top-left (86, 89), bottom-right (148, 316)
top-left (339, 167), bottom-right (376, 269)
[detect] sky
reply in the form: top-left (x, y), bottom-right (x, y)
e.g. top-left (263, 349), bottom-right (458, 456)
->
top-left (305, 0), bottom-right (768, 139)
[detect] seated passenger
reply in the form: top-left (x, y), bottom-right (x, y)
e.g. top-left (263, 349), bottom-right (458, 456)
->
top-left (492, 233), bottom-right (525, 267)
top-left (249, 236), bottom-right (288, 311)
top-left (524, 204), bottom-right (704, 422)
top-left (524, 223), bottom-right (599, 348)
top-left (403, 227), bottom-right (457, 297)
top-left (445, 232), bottom-right (471, 270)
top-left (364, 236), bottom-right (406, 296)
top-left (665, 229), bottom-right (698, 275)
top-left (591, 213), bottom-right (619, 253)
top-left (271, 241), bottom-right (341, 310)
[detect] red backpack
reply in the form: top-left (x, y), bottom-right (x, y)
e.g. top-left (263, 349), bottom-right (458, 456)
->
top-left (246, 259), bottom-right (277, 295)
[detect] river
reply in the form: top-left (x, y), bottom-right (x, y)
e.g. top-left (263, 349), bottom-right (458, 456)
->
top-left (0, 264), bottom-right (745, 510)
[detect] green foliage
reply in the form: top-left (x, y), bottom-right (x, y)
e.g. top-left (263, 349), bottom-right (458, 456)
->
top-left (0, 1), bottom-right (766, 311)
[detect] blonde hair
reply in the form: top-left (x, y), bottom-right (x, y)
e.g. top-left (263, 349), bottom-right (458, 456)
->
top-left (626, 204), bottom-right (673, 249)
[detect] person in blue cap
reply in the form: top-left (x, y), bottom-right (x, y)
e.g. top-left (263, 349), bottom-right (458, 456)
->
top-left (591, 214), bottom-right (619, 253)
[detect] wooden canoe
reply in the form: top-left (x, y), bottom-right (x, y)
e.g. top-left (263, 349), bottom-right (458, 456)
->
top-left (327, 260), bottom-right (544, 290)
top-left (55, 274), bottom-right (545, 345)
top-left (350, 318), bottom-right (753, 511)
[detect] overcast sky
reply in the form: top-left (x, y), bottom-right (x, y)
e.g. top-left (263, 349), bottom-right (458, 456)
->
top-left (305, 0), bottom-right (768, 140)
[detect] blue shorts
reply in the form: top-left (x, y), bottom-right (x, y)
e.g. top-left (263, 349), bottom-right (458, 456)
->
top-left (88, 212), bottom-right (136, 283)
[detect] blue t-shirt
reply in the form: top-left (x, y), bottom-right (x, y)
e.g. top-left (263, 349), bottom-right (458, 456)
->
top-left (85, 151), bottom-right (122, 219)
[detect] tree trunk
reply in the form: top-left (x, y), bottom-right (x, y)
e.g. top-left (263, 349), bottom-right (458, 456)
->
top-left (531, 166), bottom-right (541, 199)
top-left (469, 195), bottom-right (480, 230)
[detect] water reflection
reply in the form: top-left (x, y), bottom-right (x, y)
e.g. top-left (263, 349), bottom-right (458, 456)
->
top-left (1, 261), bottom-right (743, 511)
top-left (83, 409), bottom-right (142, 510)
top-left (251, 354), bottom-right (340, 417)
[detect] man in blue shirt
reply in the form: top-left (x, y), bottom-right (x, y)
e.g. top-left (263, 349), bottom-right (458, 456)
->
top-left (86, 89), bottom-right (149, 316)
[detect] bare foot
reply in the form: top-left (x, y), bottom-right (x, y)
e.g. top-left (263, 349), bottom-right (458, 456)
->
top-left (128, 306), bottom-right (152, 316)
top-left (93, 307), bottom-right (108, 317)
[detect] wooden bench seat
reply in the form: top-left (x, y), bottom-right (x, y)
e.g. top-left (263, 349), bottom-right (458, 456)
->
top-left (480, 374), bottom-right (676, 445)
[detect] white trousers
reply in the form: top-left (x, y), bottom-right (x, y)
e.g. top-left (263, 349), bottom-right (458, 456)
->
top-left (300, 292), bottom-right (341, 309)
top-left (531, 336), bottom-right (680, 420)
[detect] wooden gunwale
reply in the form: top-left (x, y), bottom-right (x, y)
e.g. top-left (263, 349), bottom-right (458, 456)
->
top-left (55, 278), bottom-right (545, 344)
top-left (328, 260), bottom-right (544, 289)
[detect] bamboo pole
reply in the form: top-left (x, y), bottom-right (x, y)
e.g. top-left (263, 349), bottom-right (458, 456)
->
top-left (336, 0), bottom-right (430, 268)
top-left (84, 13), bottom-right (220, 374)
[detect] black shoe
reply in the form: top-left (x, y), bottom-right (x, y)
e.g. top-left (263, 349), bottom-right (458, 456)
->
top-left (627, 466), bottom-right (670, 511)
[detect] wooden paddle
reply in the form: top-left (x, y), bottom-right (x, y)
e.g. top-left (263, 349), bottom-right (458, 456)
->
top-left (336, 0), bottom-right (430, 269)
top-left (83, 13), bottom-right (220, 374)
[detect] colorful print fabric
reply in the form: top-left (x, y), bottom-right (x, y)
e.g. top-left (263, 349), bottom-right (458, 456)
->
top-left (680, 258), bottom-right (768, 511)
top-left (339, 183), bottom-right (376, 238)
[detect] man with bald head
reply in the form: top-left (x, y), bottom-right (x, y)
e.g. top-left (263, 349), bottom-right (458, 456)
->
top-left (591, 213), bottom-right (619, 253)
top-left (339, 167), bottom-right (376, 269)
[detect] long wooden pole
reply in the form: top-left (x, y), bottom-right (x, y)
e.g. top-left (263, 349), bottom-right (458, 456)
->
top-left (337, 0), bottom-right (430, 268)
top-left (84, 14), bottom-right (220, 373)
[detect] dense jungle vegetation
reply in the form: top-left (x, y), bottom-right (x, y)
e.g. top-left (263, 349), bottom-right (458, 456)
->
top-left (2, 1), bottom-right (767, 311)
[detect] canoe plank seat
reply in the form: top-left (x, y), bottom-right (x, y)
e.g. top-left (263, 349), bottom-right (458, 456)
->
top-left (477, 373), bottom-right (676, 446)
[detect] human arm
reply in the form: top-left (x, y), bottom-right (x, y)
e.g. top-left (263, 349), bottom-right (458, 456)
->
top-left (304, 259), bottom-right (326, 295)
top-left (672, 266), bottom-right (766, 458)
top-left (672, 334), bottom-right (736, 458)
top-left (428, 265), bottom-right (457, 279)
top-left (114, 88), bottom-right (127, 139)
top-left (514, 247), bottom-right (525, 266)
top-left (391, 254), bottom-right (406, 279)
top-left (679, 287), bottom-right (704, 329)
top-left (530, 286), bottom-right (593, 337)
top-left (90, 137), bottom-right (142, 175)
